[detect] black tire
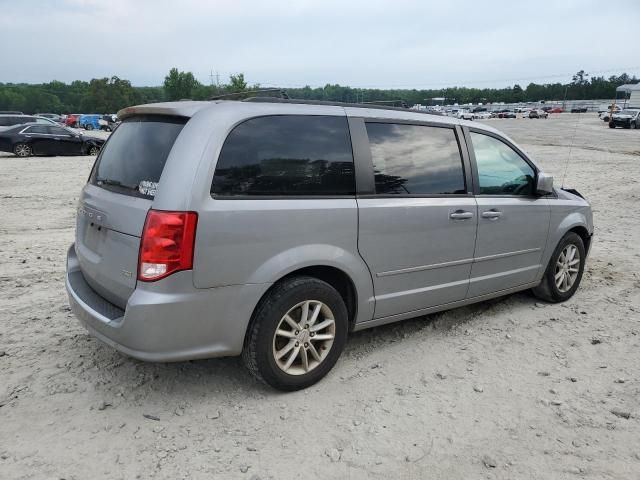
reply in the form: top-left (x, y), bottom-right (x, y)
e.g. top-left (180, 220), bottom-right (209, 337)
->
top-left (631, 121), bottom-right (637, 130)
top-left (532, 232), bottom-right (586, 303)
top-left (13, 143), bottom-right (32, 157)
top-left (242, 276), bottom-right (348, 391)
top-left (609, 122), bottom-right (615, 129)
top-left (88, 145), bottom-right (100, 156)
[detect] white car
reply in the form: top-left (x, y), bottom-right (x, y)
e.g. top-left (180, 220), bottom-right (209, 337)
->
top-left (456, 110), bottom-right (474, 120)
top-left (474, 111), bottom-right (492, 120)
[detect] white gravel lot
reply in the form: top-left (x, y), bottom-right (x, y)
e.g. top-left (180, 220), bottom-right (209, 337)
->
top-left (0, 115), bottom-right (639, 479)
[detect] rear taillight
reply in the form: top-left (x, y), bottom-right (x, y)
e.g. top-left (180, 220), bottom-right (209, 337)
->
top-left (138, 210), bottom-right (198, 282)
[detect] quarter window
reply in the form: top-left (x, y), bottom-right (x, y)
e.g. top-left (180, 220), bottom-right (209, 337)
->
top-left (365, 123), bottom-right (466, 195)
top-left (470, 132), bottom-right (535, 196)
top-left (212, 115), bottom-right (355, 196)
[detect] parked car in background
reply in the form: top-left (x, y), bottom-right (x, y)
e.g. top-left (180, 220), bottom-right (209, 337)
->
top-left (474, 111), bottom-right (492, 120)
top-left (0, 110), bottom-right (24, 115)
top-left (0, 123), bottom-right (105, 157)
top-left (570, 107), bottom-right (588, 113)
top-left (99, 114), bottom-right (119, 131)
top-left (598, 105), bottom-right (621, 122)
top-left (609, 109), bottom-right (640, 129)
top-left (541, 106), bottom-right (553, 112)
top-left (549, 107), bottom-right (564, 113)
top-left (456, 109), bottom-right (475, 120)
top-left (0, 114), bottom-right (60, 127)
top-left (36, 113), bottom-right (63, 123)
top-left (78, 114), bottom-right (101, 130)
top-left (65, 114), bottom-right (81, 127)
top-left (529, 109), bottom-right (548, 119)
top-left (598, 104), bottom-right (620, 114)
top-left (65, 99), bottom-right (593, 390)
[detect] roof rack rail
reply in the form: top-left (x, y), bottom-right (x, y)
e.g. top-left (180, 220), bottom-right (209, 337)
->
top-left (209, 88), bottom-right (289, 101)
top-left (242, 97), bottom-right (443, 116)
top-left (361, 99), bottom-right (409, 108)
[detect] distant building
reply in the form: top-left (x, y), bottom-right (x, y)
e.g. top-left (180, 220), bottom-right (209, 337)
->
top-left (616, 83), bottom-right (640, 108)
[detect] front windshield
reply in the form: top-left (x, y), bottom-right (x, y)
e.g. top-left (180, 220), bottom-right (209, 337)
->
top-left (620, 110), bottom-right (638, 116)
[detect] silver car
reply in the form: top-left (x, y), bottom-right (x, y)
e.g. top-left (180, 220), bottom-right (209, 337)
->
top-left (66, 99), bottom-right (593, 390)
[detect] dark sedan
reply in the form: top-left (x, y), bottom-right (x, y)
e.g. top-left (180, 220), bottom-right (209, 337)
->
top-left (0, 123), bottom-right (105, 157)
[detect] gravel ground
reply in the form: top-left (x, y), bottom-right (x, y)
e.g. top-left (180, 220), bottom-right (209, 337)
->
top-left (1, 115), bottom-right (639, 479)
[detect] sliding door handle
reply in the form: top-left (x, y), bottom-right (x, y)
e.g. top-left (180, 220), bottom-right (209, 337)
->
top-left (450, 210), bottom-right (474, 220)
top-left (482, 210), bottom-right (502, 219)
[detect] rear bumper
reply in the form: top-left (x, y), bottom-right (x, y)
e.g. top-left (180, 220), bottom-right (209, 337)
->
top-left (66, 244), bottom-right (271, 362)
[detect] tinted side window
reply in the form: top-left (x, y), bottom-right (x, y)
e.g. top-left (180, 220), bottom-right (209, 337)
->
top-left (470, 132), bottom-right (535, 195)
top-left (47, 126), bottom-right (71, 135)
top-left (24, 125), bottom-right (49, 134)
top-left (365, 123), bottom-right (466, 195)
top-left (212, 115), bottom-right (355, 196)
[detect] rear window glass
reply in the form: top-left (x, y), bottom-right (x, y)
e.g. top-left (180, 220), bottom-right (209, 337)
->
top-left (211, 115), bottom-right (355, 196)
top-left (91, 115), bottom-right (187, 198)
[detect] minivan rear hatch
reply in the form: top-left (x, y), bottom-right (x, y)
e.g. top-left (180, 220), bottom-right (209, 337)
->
top-left (75, 115), bottom-right (187, 308)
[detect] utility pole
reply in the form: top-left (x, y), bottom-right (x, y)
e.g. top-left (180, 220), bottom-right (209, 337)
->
top-left (210, 70), bottom-right (221, 88)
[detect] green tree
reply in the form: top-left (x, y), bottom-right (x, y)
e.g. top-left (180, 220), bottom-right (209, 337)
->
top-left (163, 68), bottom-right (200, 101)
top-left (228, 73), bottom-right (247, 91)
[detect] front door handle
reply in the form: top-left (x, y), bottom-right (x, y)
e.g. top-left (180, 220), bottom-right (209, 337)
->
top-left (482, 210), bottom-right (502, 219)
top-left (450, 210), bottom-right (474, 220)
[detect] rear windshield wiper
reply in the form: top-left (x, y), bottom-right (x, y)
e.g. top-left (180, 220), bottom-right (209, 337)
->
top-left (95, 177), bottom-right (139, 190)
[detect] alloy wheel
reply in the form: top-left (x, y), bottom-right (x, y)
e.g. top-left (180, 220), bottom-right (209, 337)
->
top-left (555, 244), bottom-right (580, 293)
top-left (272, 300), bottom-right (336, 375)
top-left (14, 144), bottom-right (31, 157)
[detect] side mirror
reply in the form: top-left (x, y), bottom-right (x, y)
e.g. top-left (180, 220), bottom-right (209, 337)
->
top-left (536, 172), bottom-right (554, 195)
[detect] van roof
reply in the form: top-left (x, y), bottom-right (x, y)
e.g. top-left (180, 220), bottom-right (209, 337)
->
top-left (116, 97), bottom-right (507, 137)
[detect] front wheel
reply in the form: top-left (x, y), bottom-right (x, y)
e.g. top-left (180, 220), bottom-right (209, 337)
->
top-left (532, 232), bottom-right (586, 303)
top-left (14, 143), bottom-right (32, 157)
top-left (609, 122), bottom-right (615, 129)
top-left (243, 276), bottom-right (348, 391)
top-left (631, 121), bottom-right (637, 129)
top-left (88, 145), bottom-right (100, 156)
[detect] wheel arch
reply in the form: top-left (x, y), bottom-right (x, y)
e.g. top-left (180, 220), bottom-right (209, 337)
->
top-left (567, 225), bottom-right (592, 255)
top-left (249, 263), bottom-right (368, 334)
top-left (541, 211), bottom-right (592, 277)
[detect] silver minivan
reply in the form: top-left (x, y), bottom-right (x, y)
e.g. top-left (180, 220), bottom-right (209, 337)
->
top-left (66, 99), bottom-right (593, 390)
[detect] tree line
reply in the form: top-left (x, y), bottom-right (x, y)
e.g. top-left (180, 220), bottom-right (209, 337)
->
top-left (0, 69), bottom-right (636, 114)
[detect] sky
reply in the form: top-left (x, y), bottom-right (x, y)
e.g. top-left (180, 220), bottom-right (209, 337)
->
top-left (0, 0), bottom-right (639, 89)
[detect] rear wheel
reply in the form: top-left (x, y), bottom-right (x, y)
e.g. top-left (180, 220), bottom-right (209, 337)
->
top-left (14, 143), bottom-right (32, 157)
top-left (532, 232), bottom-right (586, 303)
top-left (243, 276), bottom-right (348, 391)
top-left (88, 145), bottom-right (100, 156)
